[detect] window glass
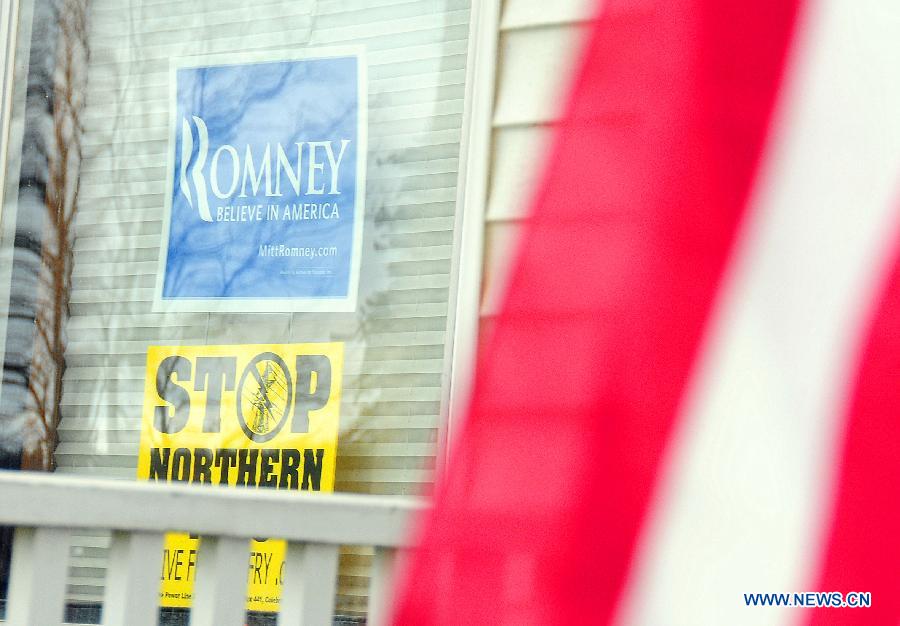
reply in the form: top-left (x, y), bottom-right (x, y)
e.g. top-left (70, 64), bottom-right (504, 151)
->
top-left (0, 0), bottom-right (470, 621)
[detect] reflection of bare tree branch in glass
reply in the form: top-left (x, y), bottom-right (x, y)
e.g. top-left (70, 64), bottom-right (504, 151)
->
top-left (164, 67), bottom-right (294, 296)
top-left (22, 0), bottom-right (88, 471)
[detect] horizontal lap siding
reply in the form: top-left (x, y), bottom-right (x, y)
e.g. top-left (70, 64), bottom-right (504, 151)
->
top-left (481, 0), bottom-right (594, 320)
top-left (58, 0), bottom-right (469, 615)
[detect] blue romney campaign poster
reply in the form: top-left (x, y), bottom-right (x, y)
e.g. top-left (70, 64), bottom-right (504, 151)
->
top-left (155, 49), bottom-right (366, 312)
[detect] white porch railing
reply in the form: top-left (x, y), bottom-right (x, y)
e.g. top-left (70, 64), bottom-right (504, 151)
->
top-left (0, 471), bottom-right (424, 626)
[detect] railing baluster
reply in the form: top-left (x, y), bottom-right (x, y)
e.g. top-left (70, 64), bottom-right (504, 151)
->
top-left (366, 547), bottom-right (397, 626)
top-left (102, 530), bottom-right (165, 626)
top-left (278, 542), bottom-right (340, 625)
top-left (191, 536), bottom-right (249, 626)
top-left (6, 526), bottom-right (71, 626)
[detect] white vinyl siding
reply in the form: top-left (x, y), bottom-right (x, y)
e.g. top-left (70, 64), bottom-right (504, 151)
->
top-left (481, 0), bottom-right (594, 319)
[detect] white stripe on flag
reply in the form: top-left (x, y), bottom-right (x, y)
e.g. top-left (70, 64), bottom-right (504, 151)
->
top-left (618, 2), bottom-right (900, 625)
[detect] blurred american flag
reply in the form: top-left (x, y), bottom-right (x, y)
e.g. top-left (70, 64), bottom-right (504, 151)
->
top-left (392, 1), bottom-right (900, 625)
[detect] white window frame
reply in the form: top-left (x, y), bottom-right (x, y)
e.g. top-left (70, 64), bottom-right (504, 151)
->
top-left (440, 0), bottom-right (501, 463)
top-left (0, 0), bottom-right (31, 403)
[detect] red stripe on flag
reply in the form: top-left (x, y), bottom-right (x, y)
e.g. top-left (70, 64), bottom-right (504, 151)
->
top-left (809, 237), bottom-right (900, 625)
top-left (392, 1), bottom-right (801, 623)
